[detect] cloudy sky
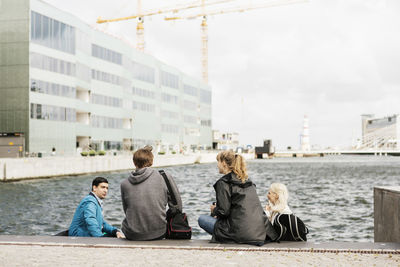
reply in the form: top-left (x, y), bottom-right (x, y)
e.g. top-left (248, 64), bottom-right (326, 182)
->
top-left (43, 0), bottom-right (400, 149)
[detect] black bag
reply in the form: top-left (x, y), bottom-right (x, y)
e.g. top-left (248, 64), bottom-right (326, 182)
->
top-left (273, 213), bottom-right (308, 241)
top-left (159, 170), bottom-right (192, 239)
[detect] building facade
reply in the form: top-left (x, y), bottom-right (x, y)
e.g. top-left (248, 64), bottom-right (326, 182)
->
top-left (212, 130), bottom-right (239, 151)
top-left (0, 0), bottom-right (212, 157)
top-left (360, 114), bottom-right (399, 149)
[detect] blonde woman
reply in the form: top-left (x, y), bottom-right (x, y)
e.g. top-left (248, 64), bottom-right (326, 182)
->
top-left (198, 151), bottom-right (267, 246)
top-left (265, 183), bottom-right (292, 224)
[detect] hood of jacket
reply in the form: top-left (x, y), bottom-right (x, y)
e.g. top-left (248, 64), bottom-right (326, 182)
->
top-left (128, 167), bottom-right (154, 185)
top-left (218, 172), bottom-right (253, 188)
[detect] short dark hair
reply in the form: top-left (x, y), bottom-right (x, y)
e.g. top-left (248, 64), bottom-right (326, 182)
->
top-left (92, 177), bottom-right (108, 191)
top-left (133, 146), bottom-right (154, 168)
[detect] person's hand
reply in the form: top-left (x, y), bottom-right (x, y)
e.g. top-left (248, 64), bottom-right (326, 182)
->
top-left (116, 231), bottom-right (125, 239)
top-left (210, 203), bottom-right (216, 213)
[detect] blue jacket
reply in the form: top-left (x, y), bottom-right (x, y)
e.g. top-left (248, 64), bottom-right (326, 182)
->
top-left (69, 193), bottom-right (117, 237)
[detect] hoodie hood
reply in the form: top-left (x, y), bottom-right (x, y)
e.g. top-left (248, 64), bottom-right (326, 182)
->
top-left (128, 167), bottom-right (154, 185)
top-left (219, 172), bottom-right (253, 188)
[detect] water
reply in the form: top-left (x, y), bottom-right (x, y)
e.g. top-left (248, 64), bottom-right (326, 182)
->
top-left (0, 156), bottom-right (399, 242)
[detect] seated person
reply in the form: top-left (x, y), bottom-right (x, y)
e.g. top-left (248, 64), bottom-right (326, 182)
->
top-left (198, 151), bottom-right (267, 246)
top-left (120, 146), bottom-right (182, 240)
top-left (69, 177), bottom-right (124, 238)
top-left (265, 183), bottom-right (292, 223)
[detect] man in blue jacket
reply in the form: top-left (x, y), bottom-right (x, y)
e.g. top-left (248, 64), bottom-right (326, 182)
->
top-left (69, 177), bottom-right (124, 238)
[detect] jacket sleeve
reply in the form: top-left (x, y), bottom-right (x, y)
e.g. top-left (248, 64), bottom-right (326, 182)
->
top-left (83, 201), bottom-right (104, 237)
top-left (212, 180), bottom-right (231, 218)
top-left (102, 220), bottom-right (117, 236)
top-left (166, 172), bottom-right (183, 213)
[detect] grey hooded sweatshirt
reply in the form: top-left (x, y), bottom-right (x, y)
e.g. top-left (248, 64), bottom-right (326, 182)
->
top-left (121, 167), bottom-right (182, 240)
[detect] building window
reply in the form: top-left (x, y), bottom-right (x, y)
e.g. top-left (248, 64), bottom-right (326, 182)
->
top-left (91, 69), bottom-right (121, 85)
top-left (30, 52), bottom-right (76, 76)
top-left (92, 44), bottom-right (122, 65)
top-left (161, 71), bottom-right (179, 89)
top-left (162, 93), bottom-right (178, 104)
top-left (30, 79), bottom-right (76, 98)
top-left (90, 94), bottom-right (122, 107)
top-left (162, 124), bottom-right (179, 134)
top-left (90, 115), bottom-right (123, 129)
top-left (200, 89), bottom-right (211, 104)
top-left (30, 103), bottom-right (76, 122)
top-left (183, 84), bottom-right (198, 96)
top-left (161, 110), bottom-right (179, 119)
top-left (31, 11), bottom-right (75, 54)
top-left (132, 101), bottom-right (155, 112)
top-left (184, 115), bottom-right (197, 124)
top-left (131, 86), bottom-right (155, 99)
top-left (132, 61), bottom-right (155, 83)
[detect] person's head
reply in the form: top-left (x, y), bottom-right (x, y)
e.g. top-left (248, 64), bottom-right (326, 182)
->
top-left (92, 177), bottom-right (109, 200)
top-left (216, 150), bottom-right (248, 182)
top-left (133, 145), bottom-right (154, 169)
top-left (268, 183), bottom-right (289, 208)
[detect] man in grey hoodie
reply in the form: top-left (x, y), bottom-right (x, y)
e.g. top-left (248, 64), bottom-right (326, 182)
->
top-left (120, 146), bottom-right (182, 240)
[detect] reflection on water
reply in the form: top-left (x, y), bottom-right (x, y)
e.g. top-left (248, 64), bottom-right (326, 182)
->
top-left (0, 156), bottom-right (399, 242)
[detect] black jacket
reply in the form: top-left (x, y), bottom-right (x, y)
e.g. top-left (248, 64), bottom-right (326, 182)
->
top-left (211, 172), bottom-right (267, 245)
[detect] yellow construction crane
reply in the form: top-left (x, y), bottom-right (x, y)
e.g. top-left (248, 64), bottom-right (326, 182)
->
top-left (97, 0), bottom-right (235, 52)
top-left (165, 0), bottom-right (308, 84)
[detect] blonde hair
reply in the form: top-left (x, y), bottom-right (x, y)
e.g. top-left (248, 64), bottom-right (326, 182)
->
top-left (216, 151), bottom-right (248, 182)
top-left (269, 183), bottom-right (289, 214)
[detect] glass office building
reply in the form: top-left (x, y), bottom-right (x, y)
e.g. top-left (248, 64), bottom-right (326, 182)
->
top-left (0, 0), bottom-right (212, 157)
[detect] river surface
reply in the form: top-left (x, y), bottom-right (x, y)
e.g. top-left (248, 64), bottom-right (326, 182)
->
top-left (0, 156), bottom-right (399, 242)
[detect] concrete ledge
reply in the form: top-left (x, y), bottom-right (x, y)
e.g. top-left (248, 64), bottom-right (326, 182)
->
top-left (374, 186), bottom-right (400, 242)
top-left (0, 235), bottom-right (399, 254)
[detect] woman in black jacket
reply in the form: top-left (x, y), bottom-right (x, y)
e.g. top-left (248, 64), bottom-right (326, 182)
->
top-left (198, 151), bottom-right (267, 246)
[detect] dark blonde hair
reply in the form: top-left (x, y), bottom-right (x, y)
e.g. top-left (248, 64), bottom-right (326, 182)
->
top-left (216, 151), bottom-right (248, 182)
top-left (133, 146), bottom-right (153, 169)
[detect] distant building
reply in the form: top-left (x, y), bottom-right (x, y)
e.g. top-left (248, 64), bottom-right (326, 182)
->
top-left (0, 0), bottom-right (212, 157)
top-left (360, 114), bottom-right (399, 149)
top-left (212, 130), bottom-right (239, 150)
top-left (300, 115), bottom-right (311, 151)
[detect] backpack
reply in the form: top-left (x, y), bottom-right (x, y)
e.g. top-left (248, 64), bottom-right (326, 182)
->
top-left (273, 213), bottom-right (309, 241)
top-left (159, 170), bottom-right (192, 239)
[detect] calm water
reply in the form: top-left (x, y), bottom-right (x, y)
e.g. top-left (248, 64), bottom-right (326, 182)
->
top-left (0, 156), bottom-right (399, 242)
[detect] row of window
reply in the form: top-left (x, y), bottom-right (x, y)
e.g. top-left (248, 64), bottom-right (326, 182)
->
top-left (92, 44), bottom-right (122, 65)
top-left (162, 124), bottom-right (179, 134)
top-left (31, 11), bottom-right (76, 54)
top-left (162, 93), bottom-right (178, 104)
top-left (30, 103), bottom-right (76, 122)
top-left (132, 101), bottom-right (155, 113)
top-left (91, 115), bottom-right (123, 129)
top-left (30, 79), bottom-right (76, 98)
top-left (131, 86), bottom-right (156, 99)
top-left (132, 61), bottom-right (155, 84)
top-left (91, 69), bottom-right (121, 86)
top-left (201, 119), bottom-right (212, 127)
top-left (161, 71), bottom-right (179, 89)
top-left (90, 94), bottom-right (122, 107)
top-left (31, 52), bottom-right (76, 76)
top-left (183, 84), bottom-right (198, 96)
top-left (161, 110), bottom-right (179, 119)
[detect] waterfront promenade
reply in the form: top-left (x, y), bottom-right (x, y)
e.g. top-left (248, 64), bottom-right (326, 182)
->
top-left (0, 152), bottom-right (254, 182)
top-left (0, 235), bottom-right (399, 266)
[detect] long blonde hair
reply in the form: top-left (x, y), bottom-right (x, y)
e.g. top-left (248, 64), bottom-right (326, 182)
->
top-left (269, 183), bottom-right (289, 215)
top-left (216, 151), bottom-right (248, 182)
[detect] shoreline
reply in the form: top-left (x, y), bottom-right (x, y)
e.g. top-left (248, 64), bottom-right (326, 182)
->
top-left (0, 153), bottom-right (254, 182)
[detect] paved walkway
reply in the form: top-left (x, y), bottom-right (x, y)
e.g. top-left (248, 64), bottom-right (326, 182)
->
top-left (0, 236), bottom-right (399, 266)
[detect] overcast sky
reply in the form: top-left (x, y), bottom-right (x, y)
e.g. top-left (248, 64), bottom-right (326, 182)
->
top-left (43, 0), bottom-right (400, 149)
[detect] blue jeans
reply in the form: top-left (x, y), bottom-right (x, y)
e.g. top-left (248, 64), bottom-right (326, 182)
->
top-left (198, 215), bottom-right (217, 235)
